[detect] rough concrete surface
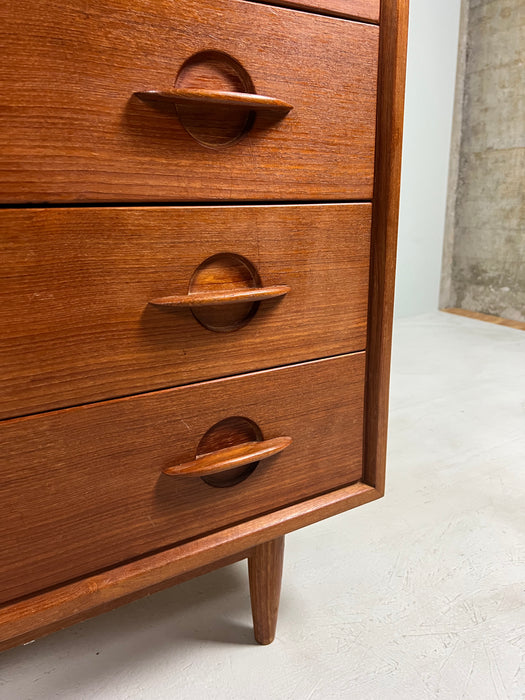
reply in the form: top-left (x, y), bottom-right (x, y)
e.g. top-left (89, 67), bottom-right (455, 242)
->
top-left (440, 0), bottom-right (470, 309)
top-left (442, 0), bottom-right (525, 321)
top-left (1, 312), bottom-right (524, 699)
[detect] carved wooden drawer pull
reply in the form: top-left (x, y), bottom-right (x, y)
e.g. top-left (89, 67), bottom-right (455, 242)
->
top-left (134, 88), bottom-right (293, 114)
top-left (149, 285), bottom-right (290, 309)
top-left (163, 436), bottom-right (292, 477)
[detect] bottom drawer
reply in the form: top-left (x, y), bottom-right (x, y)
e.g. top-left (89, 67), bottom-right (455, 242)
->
top-left (0, 354), bottom-right (365, 603)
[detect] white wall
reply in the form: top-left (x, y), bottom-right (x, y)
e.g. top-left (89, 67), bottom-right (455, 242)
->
top-left (394, 0), bottom-right (463, 318)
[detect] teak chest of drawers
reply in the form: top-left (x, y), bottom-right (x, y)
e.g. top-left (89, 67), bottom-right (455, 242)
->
top-left (0, 0), bottom-right (408, 648)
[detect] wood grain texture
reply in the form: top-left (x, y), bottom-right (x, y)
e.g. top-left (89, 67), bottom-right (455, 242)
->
top-left (247, 0), bottom-right (379, 23)
top-left (163, 436), bottom-right (292, 477)
top-left (0, 0), bottom-right (378, 203)
top-left (0, 0), bottom-right (408, 652)
top-left (248, 536), bottom-right (285, 644)
top-left (0, 482), bottom-right (379, 652)
top-left (135, 88), bottom-right (293, 113)
top-left (0, 204), bottom-right (371, 419)
top-left (442, 307), bottom-right (525, 332)
top-left (363, 0), bottom-right (409, 492)
top-left (0, 354), bottom-right (365, 603)
top-left (149, 285), bottom-right (291, 307)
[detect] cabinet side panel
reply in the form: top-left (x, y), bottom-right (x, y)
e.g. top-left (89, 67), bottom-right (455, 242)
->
top-left (364, 0), bottom-right (409, 491)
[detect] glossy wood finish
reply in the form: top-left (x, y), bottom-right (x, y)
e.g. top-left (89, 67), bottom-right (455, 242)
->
top-left (250, 0), bottom-right (379, 23)
top-left (248, 536), bottom-right (285, 645)
top-left (0, 0), bottom-right (378, 203)
top-left (163, 436), bottom-right (292, 477)
top-left (135, 88), bottom-right (293, 114)
top-left (0, 481), bottom-right (379, 652)
top-left (149, 285), bottom-right (291, 308)
top-left (0, 354), bottom-right (365, 604)
top-left (0, 0), bottom-right (409, 652)
top-left (363, 0), bottom-right (409, 492)
top-left (0, 204), bottom-right (371, 419)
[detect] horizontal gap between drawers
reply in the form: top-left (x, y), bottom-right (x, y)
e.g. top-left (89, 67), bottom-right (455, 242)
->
top-left (0, 477), bottom-right (365, 610)
top-left (0, 349), bottom-right (366, 423)
top-left (243, 0), bottom-right (380, 25)
top-left (0, 198), bottom-right (373, 211)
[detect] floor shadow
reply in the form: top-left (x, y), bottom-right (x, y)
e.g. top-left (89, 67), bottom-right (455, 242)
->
top-left (0, 562), bottom-right (257, 694)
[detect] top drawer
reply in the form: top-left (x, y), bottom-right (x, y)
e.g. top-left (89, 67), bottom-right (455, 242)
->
top-left (0, 0), bottom-right (379, 204)
top-left (262, 1), bottom-right (380, 23)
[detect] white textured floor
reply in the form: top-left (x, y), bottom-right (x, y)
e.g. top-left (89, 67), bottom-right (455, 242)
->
top-left (1, 311), bottom-right (524, 699)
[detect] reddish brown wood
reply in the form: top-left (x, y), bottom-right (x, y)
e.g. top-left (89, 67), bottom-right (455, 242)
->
top-left (0, 482), bottom-right (379, 653)
top-left (249, 0), bottom-right (379, 22)
top-left (0, 0), bottom-right (409, 653)
top-left (0, 354), bottom-right (365, 604)
top-left (0, 0), bottom-right (378, 203)
top-left (149, 285), bottom-right (291, 308)
top-left (0, 547), bottom-right (256, 652)
top-left (0, 204), bottom-right (371, 419)
top-left (163, 436), bottom-right (292, 477)
top-left (442, 307), bottom-right (525, 331)
top-left (172, 49), bottom-right (260, 148)
top-left (364, 0), bottom-right (409, 493)
top-left (135, 88), bottom-right (293, 113)
top-left (248, 536), bottom-right (285, 644)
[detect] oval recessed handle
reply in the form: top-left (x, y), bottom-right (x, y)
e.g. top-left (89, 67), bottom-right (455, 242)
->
top-left (134, 88), bottom-right (293, 114)
top-left (163, 436), bottom-right (292, 477)
top-left (149, 285), bottom-right (290, 309)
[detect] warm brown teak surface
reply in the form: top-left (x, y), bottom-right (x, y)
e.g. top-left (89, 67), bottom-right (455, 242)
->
top-left (0, 204), bottom-right (371, 418)
top-left (0, 355), bottom-right (365, 604)
top-left (0, 0), bottom-right (378, 203)
top-left (250, 0), bottom-right (380, 22)
top-left (0, 0), bottom-right (408, 650)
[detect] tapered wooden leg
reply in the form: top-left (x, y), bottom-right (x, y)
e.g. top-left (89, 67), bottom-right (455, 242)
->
top-left (248, 535), bottom-right (285, 645)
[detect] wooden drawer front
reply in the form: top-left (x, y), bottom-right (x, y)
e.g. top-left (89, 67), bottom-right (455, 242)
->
top-left (0, 0), bottom-right (378, 204)
top-left (0, 204), bottom-right (371, 419)
top-left (0, 354), bottom-right (364, 603)
top-left (259, 0), bottom-right (380, 23)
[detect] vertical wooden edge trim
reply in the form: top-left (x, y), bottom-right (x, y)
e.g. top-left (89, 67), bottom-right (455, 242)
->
top-left (0, 483), bottom-right (379, 652)
top-left (364, 0), bottom-right (409, 491)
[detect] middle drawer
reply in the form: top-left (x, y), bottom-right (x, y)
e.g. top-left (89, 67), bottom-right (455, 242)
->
top-left (0, 204), bottom-right (371, 419)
